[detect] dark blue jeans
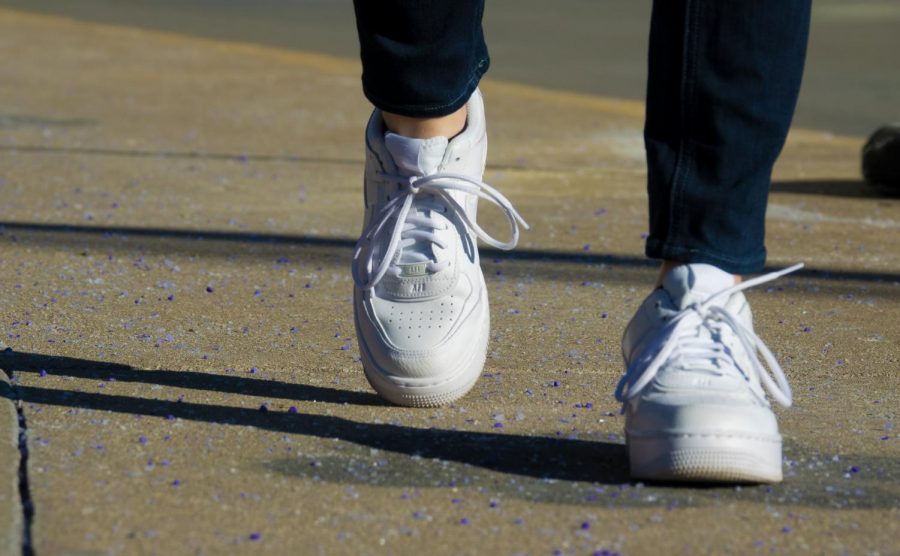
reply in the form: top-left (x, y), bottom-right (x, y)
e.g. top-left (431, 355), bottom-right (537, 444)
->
top-left (353, 0), bottom-right (811, 274)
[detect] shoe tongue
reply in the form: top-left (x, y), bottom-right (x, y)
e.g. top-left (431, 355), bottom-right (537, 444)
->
top-left (663, 264), bottom-right (735, 310)
top-left (382, 133), bottom-right (451, 268)
top-left (384, 133), bottom-right (448, 176)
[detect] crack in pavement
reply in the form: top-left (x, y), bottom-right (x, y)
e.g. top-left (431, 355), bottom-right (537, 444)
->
top-left (4, 366), bottom-right (35, 556)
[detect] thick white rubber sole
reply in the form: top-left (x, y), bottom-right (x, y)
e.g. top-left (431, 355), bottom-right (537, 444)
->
top-left (356, 304), bottom-right (490, 408)
top-left (626, 430), bottom-right (783, 483)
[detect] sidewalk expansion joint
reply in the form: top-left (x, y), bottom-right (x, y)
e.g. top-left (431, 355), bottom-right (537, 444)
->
top-left (10, 373), bottom-right (35, 556)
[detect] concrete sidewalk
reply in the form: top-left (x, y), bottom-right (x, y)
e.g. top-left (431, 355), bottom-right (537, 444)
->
top-left (0, 8), bottom-right (897, 555)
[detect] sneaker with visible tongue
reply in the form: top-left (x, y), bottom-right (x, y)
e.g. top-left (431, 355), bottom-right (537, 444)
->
top-left (617, 263), bottom-right (801, 482)
top-left (352, 89), bottom-right (527, 407)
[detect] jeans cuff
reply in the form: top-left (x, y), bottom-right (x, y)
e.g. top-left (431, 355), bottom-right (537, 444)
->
top-left (362, 57), bottom-right (490, 118)
top-left (645, 239), bottom-right (767, 275)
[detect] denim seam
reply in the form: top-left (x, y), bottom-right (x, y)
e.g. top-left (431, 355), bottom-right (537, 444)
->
top-left (664, 0), bottom-right (700, 253)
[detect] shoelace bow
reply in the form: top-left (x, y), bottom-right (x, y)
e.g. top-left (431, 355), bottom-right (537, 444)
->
top-left (615, 263), bottom-right (804, 410)
top-left (352, 171), bottom-right (529, 290)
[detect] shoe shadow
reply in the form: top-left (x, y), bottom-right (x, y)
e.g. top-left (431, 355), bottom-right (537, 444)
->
top-left (1, 350), bottom-right (630, 485)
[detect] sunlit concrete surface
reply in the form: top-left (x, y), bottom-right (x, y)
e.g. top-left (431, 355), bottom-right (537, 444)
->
top-left (0, 8), bottom-right (897, 555)
top-left (0, 0), bottom-right (897, 136)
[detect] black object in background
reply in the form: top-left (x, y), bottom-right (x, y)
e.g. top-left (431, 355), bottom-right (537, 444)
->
top-left (862, 123), bottom-right (900, 194)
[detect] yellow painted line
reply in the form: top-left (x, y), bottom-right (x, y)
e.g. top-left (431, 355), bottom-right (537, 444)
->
top-left (0, 7), bottom-right (359, 74)
top-left (482, 80), bottom-right (645, 119)
top-left (814, 2), bottom-right (900, 22)
top-left (0, 6), bottom-right (864, 146)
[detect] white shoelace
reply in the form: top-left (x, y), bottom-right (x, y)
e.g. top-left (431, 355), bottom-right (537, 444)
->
top-left (352, 172), bottom-right (529, 290)
top-left (615, 263), bottom-right (804, 409)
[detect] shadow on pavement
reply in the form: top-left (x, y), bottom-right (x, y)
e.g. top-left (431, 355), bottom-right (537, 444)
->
top-left (4, 350), bottom-right (384, 406)
top-left (0, 144), bottom-right (537, 172)
top-left (0, 350), bottom-right (631, 485)
top-left (4, 350), bottom-right (898, 509)
top-left (771, 179), bottom-right (891, 198)
top-left (0, 143), bottom-right (360, 166)
top-left (3, 221), bottom-right (900, 283)
top-left (0, 115), bottom-right (98, 129)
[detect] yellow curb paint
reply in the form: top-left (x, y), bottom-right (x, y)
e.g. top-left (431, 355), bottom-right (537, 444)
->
top-left (0, 6), bottom-right (864, 147)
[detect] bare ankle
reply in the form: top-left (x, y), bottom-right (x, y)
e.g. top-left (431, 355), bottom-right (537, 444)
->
top-left (655, 260), bottom-right (742, 288)
top-left (382, 105), bottom-right (467, 139)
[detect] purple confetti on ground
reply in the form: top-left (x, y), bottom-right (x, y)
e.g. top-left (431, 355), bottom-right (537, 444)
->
top-left (259, 404), bottom-right (268, 413)
top-left (206, 286), bottom-right (214, 293)
top-left (781, 526), bottom-right (792, 533)
top-left (493, 422), bottom-right (504, 428)
top-left (138, 435), bottom-right (148, 445)
top-left (849, 465), bottom-right (860, 473)
top-left (249, 532), bottom-right (261, 541)
top-left (581, 521), bottom-right (591, 530)
top-left (287, 406), bottom-right (298, 414)
top-left (459, 518), bottom-right (470, 525)
top-left (39, 369), bottom-right (47, 377)
top-left (249, 367), bottom-right (258, 374)
top-left (171, 479), bottom-right (181, 487)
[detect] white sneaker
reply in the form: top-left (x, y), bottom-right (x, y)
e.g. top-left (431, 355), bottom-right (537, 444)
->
top-left (617, 263), bottom-right (802, 482)
top-left (352, 89), bottom-right (527, 407)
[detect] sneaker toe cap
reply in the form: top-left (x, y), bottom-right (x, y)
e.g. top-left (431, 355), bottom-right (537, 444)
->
top-left (356, 293), bottom-right (488, 380)
top-left (626, 395), bottom-right (780, 439)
